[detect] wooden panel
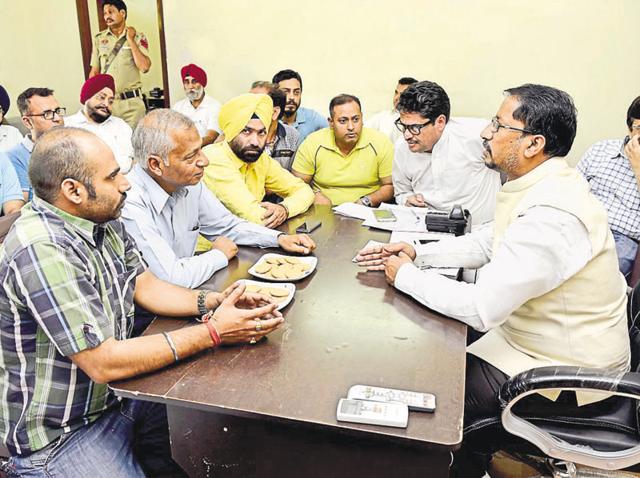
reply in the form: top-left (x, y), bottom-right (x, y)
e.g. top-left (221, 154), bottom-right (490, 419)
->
top-left (75, 0), bottom-right (93, 78)
top-left (156, 0), bottom-right (170, 106)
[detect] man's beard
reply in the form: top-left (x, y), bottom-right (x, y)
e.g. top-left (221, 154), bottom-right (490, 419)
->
top-left (482, 140), bottom-right (518, 176)
top-left (87, 106), bottom-right (110, 124)
top-left (186, 87), bottom-right (204, 102)
top-left (283, 101), bottom-right (299, 117)
top-left (229, 138), bottom-right (264, 163)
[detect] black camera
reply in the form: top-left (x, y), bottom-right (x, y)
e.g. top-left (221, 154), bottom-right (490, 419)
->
top-left (425, 205), bottom-right (471, 236)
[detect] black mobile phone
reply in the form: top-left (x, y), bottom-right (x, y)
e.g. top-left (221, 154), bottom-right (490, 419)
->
top-left (624, 135), bottom-right (631, 147)
top-left (296, 219), bottom-right (321, 234)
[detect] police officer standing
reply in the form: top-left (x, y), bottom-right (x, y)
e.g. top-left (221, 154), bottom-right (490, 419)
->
top-left (89, 0), bottom-right (151, 128)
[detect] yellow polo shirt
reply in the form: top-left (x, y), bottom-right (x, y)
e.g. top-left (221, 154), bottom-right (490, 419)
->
top-left (196, 142), bottom-right (314, 251)
top-left (292, 127), bottom-right (394, 205)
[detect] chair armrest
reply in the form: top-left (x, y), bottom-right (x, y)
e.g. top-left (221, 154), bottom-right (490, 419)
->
top-left (499, 366), bottom-right (640, 470)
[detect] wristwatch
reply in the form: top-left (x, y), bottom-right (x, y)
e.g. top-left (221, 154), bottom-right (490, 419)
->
top-left (359, 196), bottom-right (372, 207)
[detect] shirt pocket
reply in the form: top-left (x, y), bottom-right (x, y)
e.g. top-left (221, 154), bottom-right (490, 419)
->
top-left (613, 177), bottom-right (640, 212)
top-left (176, 224), bottom-right (201, 250)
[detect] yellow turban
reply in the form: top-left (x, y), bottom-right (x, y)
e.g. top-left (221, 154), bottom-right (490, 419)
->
top-left (218, 93), bottom-right (273, 141)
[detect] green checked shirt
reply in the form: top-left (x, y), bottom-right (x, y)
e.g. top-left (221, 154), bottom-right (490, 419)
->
top-left (0, 197), bottom-right (146, 456)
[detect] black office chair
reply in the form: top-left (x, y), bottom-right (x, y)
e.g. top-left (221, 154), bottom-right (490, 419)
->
top-left (464, 282), bottom-right (640, 477)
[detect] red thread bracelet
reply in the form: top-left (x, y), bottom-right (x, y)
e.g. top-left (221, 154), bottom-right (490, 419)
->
top-left (201, 312), bottom-right (221, 347)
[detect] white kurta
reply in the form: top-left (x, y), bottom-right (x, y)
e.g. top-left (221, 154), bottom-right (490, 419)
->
top-left (392, 117), bottom-right (501, 225)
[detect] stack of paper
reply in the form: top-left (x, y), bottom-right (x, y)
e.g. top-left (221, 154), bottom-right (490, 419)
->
top-left (389, 230), bottom-right (452, 245)
top-left (333, 203), bottom-right (373, 221)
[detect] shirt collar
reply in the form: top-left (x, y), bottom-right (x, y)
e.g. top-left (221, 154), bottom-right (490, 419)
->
top-left (325, 129), bottom-right (370, 156)
top-left (615, 138), bottom-right (627, 160)
top-left (21, 134), bottom-right (34, 152)
top-left (431, 121), bottom-right (452, 155)
top-left (70, 109), bottom-right (91, 125)
top-left (132, 164), bottom-right (188, 214)
top-left (105, 28), bottom-right (127, 40)
top-left (294, 107), bottom-right (307, 126)
top-left (501, 157), bottom-right (568, 193)
top-left (31, 196), bottom-right (107, 247)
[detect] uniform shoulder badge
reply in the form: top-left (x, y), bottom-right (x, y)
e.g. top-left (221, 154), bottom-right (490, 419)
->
top-left (139, 34), bottom-right (149, 50)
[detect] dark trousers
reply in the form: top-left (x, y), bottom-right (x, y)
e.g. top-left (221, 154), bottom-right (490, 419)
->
top-left (450, 353), bottom-right (509, 477)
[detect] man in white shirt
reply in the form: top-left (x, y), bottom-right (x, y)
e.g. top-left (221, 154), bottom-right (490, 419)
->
top-left (0, 85), bottom-right (23, 152)
top-left (121, 109), bottom-right (316, 289)
top-left (172, 63), bottom-right (221, 147)
top-left (392, 81), bottom-right (501, 225)
top-left (356, 84), bottom-right (629, 477)
top-left (65, 74), bottom-right (133, 172)
top-left (364, 77), bottom-right (417, 144)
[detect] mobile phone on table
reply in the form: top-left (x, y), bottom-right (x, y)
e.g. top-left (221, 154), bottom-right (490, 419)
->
top-left (373, 209), bottom-right (397, 222)
top-left (296, 219), bottom-right (321, 234)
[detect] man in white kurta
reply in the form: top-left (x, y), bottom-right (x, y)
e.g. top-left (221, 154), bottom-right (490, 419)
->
top-left (357, 84), bottom-right (629, 477)
top-left (392, 81), bottom-right (501, 225)
top-left (65, 74), bottom-right (133, 172)
top-left (172, 63), bottom-right (221, 147)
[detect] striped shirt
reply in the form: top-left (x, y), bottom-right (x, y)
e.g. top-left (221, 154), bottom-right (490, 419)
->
top-left (577, 139), bottom-right (640, 241)
top-left (0, 197), bottom-right (146, 456)
top-left (266, 122), bottom-right (301, 171)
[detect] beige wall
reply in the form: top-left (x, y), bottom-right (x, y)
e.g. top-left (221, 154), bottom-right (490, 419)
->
top-left (163, 0), bottom-right (640, 163)
top-left (1, 1), bottom-right (637, 162)
top-left (0, 0), bottom-right (85, 121)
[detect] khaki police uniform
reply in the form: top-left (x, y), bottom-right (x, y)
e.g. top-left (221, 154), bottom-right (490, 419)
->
top-left (90, 28), bottom-right (149, 128)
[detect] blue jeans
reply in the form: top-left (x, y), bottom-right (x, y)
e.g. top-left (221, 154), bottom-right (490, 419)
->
top-left (613, 230), bottom-right (638, 278)
top-left (5, 399), bottom-right (187, 478)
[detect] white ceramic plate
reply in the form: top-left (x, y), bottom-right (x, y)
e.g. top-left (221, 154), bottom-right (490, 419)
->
top-left (238, 279), bottom-right (295, 311)
top-left (248, 253), bottom-right (318, 282)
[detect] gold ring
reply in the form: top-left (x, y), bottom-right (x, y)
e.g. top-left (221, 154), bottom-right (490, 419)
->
top-left (255, 319), bottom-right (262, 332)
top-left (249, 337), bottom-right (257, 345)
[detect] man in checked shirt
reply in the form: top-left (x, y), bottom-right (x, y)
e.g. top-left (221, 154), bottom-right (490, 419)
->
top-left (577, 96), bottom-right (640, 277)
top-left (0, 128), bottom-right (284, 477)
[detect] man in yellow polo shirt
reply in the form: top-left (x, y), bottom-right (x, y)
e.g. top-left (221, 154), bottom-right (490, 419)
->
top-left (198, 94), bottom-right (313, 252)
top-left (292, 94), bottom-right (394, 206)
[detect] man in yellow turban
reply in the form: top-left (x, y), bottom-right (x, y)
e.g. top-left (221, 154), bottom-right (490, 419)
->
top-left (199, 94), bottom-right (314, 250)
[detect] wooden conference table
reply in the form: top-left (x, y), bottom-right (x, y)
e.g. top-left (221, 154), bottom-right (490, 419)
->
top-left (111, 205), bottom-right (467, 477)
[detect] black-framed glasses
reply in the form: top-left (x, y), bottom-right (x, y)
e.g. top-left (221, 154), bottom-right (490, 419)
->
top-left (490, 116), bottom-right (534, 135)
top-left (25, 107), bottom-right (66, 121)
top-left (394, 118), bottom-right (431, 135)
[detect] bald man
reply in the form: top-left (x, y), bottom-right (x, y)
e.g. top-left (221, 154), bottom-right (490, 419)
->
top-left (0, 127), bottom-right (285, 477)
top-left (121, 109), bottom-right (315, 288)
top-left (199, 93), bottom-right (313, 240)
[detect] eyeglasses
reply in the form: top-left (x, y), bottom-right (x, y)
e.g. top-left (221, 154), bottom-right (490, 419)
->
top-left (25, 107), bottom-right (66, 121)
top-left (490, 117), bottom-right (534, 135)
top-left (394, 118), bottom-right (431, 135)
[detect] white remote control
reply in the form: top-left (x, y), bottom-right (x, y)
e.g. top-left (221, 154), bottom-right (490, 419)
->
top-left (347, 385), bottom-right (436, 412)
top-left (336, 398), bottom-right (408, 428)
